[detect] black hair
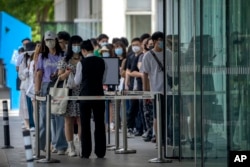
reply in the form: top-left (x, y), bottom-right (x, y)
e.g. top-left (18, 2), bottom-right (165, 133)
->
top-left (131, 37), bottom-right (140, 43)
top-left (90, 38), bottom-right (99, 47)
top-left (151, 31), bottom-right (164, 41)
top-left (144, 37), bottom-right (153, 51)
top-left (40, 36), bottom-right (63, 59)
top-left (57, 31), bottom-right (71, 41)
top-left (21, 38), bottom-right (31, 43)
top-left (140, 33), bottom-right (151, 43)
top-left (18, 47), bottom-right (25, 53)
top-left (120, 37), bottom-right (129, 47)
top-left (81, 39), bottom-right (94, 51)
top-left (97, 33), bottom-right (109, 41)
top-left (114, 41), bottom-right (127, 59)
top-left (65, 35), bottom-right (83, 62)
top-left (112, 38), bottom-right (120, 44)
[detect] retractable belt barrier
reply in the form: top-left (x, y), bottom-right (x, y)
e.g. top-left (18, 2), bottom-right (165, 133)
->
top-left (34, 91), bottom-right (171, 163)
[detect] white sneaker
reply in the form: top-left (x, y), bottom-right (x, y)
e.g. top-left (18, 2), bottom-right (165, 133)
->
top-left (51, 147), bottom-right (57, 153)
top-left (29, 127), bottom-right (35, 132)
top-left (57, 150), bottom-right (65, 155)
top-left (68, 149), bottom-right (77, 157)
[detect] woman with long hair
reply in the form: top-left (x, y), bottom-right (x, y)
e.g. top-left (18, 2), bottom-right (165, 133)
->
top-left (57, 35), bottom-right (83, 157)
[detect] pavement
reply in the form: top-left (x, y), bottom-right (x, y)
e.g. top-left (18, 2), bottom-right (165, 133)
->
top-left (0, 111), bottom-right (226, 167)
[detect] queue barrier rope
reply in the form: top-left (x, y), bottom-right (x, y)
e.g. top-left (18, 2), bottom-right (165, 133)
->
top-left (34, 91), bottom-right (172, 163)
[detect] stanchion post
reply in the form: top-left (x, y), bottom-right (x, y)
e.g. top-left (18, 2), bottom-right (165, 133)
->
top-left (107, 98), bottom-right (120, 151)
top-left (37, 94), bottom-right (60, 163)
top-left (149, 94), bottom-right (172, 163)
top-left (23, 130), bottom-right (34, 167)
top-left (1, 100), bottom-right (14, 149)
top-left (115, 99), bottom-right (136, 154)
top-left (33, 95), bottom-right (45, 160)
top-left (106, 100), bottom-right (111, 146)
top-left (114, 99), bottom-right (120, 149)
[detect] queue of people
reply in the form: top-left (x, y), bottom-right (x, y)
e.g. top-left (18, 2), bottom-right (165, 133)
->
top-left (16, 30), bottom-right (174, 159)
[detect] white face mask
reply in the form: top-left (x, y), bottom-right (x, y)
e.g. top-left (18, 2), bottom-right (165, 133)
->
top-left (45, 40), bottom-right (56, 49)
top-left (132, 46), bottom-right (141, 53)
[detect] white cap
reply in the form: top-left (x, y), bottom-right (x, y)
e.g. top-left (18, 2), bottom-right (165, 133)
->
top-left (44, 31), bottom-right (56, 40)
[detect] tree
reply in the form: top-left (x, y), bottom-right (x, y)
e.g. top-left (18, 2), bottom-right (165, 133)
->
top-left (0, 0), bottom-right (54, 41)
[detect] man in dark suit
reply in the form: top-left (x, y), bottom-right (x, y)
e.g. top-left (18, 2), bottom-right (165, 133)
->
top-left (74, 39), bottom-right (106, 158)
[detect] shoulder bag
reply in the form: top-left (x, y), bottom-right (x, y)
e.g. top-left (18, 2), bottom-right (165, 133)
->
top-left (49, 77), bottom-right (69, 115)
top-left (149, 50), bottom-right (173, 88)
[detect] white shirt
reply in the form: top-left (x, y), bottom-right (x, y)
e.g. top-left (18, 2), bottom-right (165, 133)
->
top-left (74, 53), bottom-right (95, 85)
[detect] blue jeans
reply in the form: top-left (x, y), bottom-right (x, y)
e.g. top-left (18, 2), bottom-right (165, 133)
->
top-left (39, 82), bottom-right (67, 151)
top-left (26, 96), bottom-right (35, 128)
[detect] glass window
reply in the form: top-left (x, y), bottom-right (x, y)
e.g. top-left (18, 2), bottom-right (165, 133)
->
top-left (127, 0), bottom-right (151, 11)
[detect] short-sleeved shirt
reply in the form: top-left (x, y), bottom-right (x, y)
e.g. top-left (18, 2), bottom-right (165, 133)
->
top-left (36, 53), bottom-right (63, 83)
top-left (141, 49), bottom-right (172, 93)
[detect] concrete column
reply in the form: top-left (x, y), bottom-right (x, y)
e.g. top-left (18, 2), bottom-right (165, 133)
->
top-left (102, 0), bottom-right (126, 41)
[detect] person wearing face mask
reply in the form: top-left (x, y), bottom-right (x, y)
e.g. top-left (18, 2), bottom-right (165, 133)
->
top-left (94, 33), bottom-right (109, 57)
top-left (57, 35), bottom-right (83, 157)
top-left (35, 30), bottom-right (68, 155)
top-left (125, 37), bottom-right (144, 137)
top-left (73, 39), bottom-right (106, 159)
top-left (100, 45), bottom-right (110, 57)
top-left (57, 31), bottom-right (71, 54)
top-left (109, 40), bottom-right (127, 131)
top-left (141, 31), bottom-right (173, 147)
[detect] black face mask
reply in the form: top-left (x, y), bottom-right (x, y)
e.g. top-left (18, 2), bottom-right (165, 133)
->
top-left (148, 46), bottom-right (154, 50)
top-left (144, 44), bottom-right (154, 51)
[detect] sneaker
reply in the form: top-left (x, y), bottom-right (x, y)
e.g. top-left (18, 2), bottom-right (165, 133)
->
top-left (127, 128), bottom-right (134, 138)
top-left (151, 136), bottom-right (156, 143)
top-left (51, 147), bottom-right (57, 153)
top-left (68, 149), bottom-right (77, 157)
top-left (57, 150), bottom-right (65, 155)
top-left (142, 131), bottom-right (149, 138)
top-left (143, 136), bottom-right (152, 142)
top-left (134, 131), bottom-right (143, 136)
top-left (29, 127), bottom-right (35, 132)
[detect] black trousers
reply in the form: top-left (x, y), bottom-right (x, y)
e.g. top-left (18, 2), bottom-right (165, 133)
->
top-left (80, 100), bottom-right (106, 158)
top-left (127, 99), bottom-right (139, 130)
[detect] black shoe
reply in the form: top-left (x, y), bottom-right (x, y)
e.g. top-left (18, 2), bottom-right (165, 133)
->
top-left (151, 136), bottom-right (156, 143)
top-left (143, 136), bottom-right (152, 142)
top-left (80, 154), bottom-right (89, 159)
top-left (134, 131), bottom-right (143, 136)
top-left (97, 156), bottom-right (104, 158)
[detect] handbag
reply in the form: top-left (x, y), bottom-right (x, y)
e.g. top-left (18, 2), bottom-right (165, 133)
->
top-left (49, 77), bottom-right (69, 115)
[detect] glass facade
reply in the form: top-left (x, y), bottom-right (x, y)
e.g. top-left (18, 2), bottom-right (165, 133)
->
top-left (165, 0), bottom-right (250, 166)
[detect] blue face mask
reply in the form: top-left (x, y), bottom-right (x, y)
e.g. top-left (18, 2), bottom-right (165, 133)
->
top-left (72, 46), bottom-right (81, 53)
top-left (115, 48), bottom-right (123, 56)
top-left (102, 52), bottom-right (110, 57)
top-left (158, 41), bottom-right (163, 49)
top-left (100, 42), bottom-right (108, 47)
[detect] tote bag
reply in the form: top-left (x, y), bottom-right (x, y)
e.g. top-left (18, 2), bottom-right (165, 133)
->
top-left (49, 77), bottom-right (69, 115)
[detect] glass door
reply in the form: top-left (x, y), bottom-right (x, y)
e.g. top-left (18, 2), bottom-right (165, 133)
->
top-left (227, 0), bottom-right (250, 154)
top-left (165, 0), bottom-right (227, 166)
